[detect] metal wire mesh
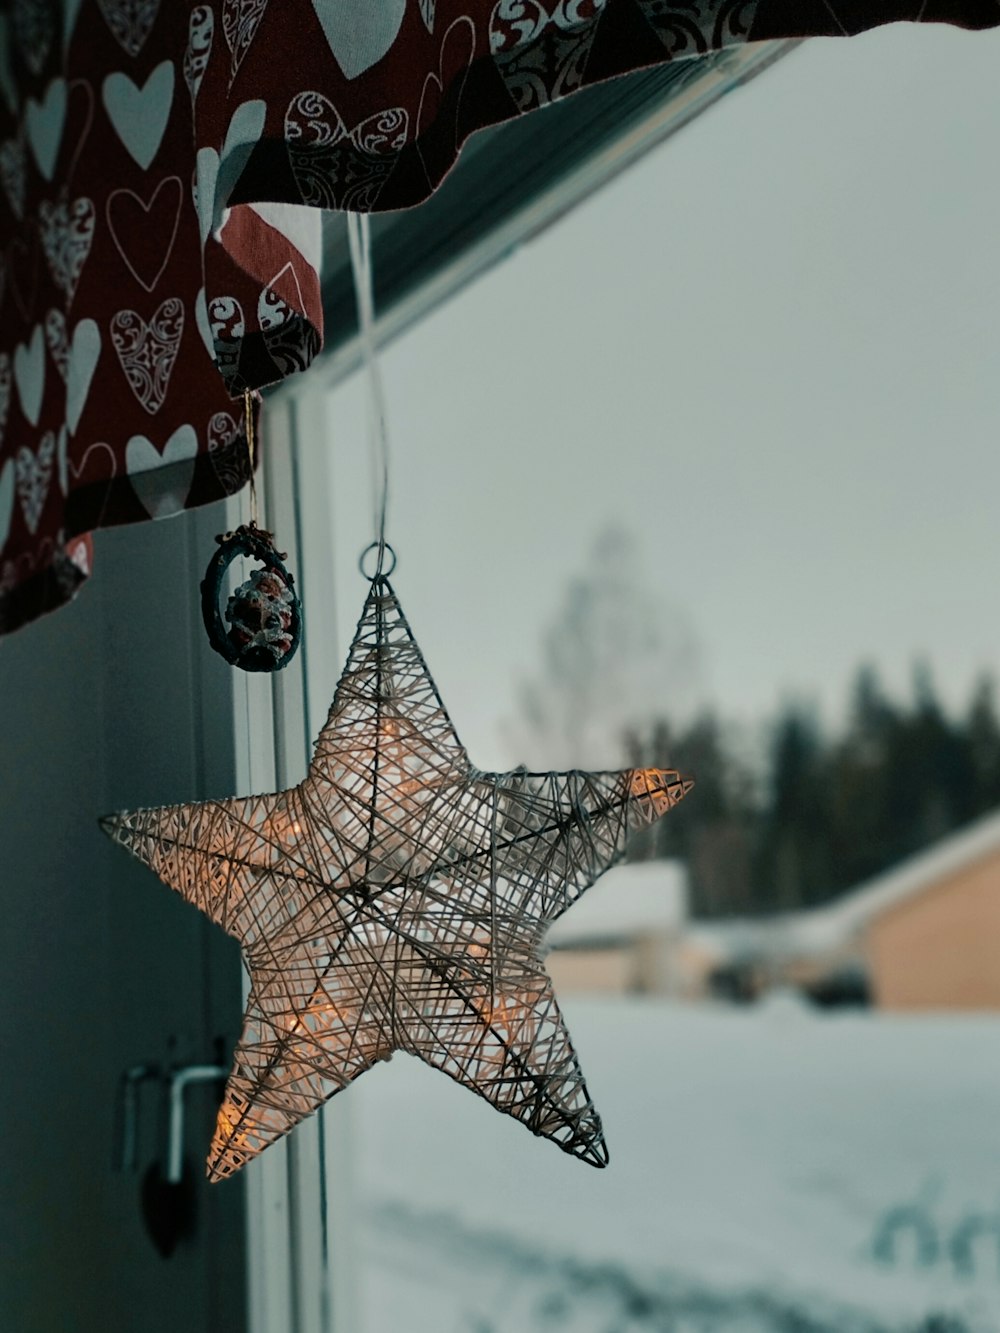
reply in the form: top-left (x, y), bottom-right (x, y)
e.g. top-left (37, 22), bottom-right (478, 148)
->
top-left (102, 578), bottom-right (692, 1180)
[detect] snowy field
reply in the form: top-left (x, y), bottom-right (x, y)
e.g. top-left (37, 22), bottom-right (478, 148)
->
top-left (341, 1002), bottom-right (1000, 1332)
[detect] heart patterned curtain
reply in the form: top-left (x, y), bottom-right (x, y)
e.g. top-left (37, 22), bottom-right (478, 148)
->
top-left (0, 1), bottom-right (996, 636)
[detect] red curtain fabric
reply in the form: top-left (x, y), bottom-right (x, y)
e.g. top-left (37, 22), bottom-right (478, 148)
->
top-left (0, 0), bottom-right (996, 636)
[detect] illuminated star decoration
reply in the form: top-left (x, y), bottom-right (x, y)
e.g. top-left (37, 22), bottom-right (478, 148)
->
top-left (102, 576), bottom-right (692, 1180)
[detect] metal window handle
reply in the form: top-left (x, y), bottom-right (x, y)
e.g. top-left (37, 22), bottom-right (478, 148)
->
top-left (114, 1061), bottom-right (227, 1180)
top-left (166, 1065), bottom-right (228, 1184)
top-left (115, 1058), bottom-right (229, 1258)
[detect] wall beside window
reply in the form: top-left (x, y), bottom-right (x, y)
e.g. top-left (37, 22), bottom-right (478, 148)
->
top-left (0, 509), bottom-right (246, 1333)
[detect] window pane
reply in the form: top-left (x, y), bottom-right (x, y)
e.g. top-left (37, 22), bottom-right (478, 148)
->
top-left (321, 23), bottom-right (1000, 1331)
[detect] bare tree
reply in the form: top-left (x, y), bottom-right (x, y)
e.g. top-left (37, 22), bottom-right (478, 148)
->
top-left (504, 526), bottom-right (704, 770)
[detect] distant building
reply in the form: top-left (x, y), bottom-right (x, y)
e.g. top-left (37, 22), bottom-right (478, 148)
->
top-left (544, 861), bottom-right (689, 997)
top-left (688, 808), bottom-right (1000, 1010)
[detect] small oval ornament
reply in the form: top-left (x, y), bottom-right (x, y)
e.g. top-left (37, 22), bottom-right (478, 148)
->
top-left (201, 523), bottom-right (303, 672)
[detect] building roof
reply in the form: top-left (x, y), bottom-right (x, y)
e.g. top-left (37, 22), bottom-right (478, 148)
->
top-left (689, 805), bottom-right (1000, 966)
top-left (545, 860), bottom-right (687, 948)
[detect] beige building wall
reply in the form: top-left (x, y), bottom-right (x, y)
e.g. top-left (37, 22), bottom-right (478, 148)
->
top-left (546, 932), bottom-right (681, 996)
top-left (546, 948), bottom-right (634, 995)
top-left (866, 853), bottom-right (1000, 1010)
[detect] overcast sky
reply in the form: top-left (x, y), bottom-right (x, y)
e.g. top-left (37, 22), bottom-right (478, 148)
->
top-left (324, 22), bottom-right (1000, 772)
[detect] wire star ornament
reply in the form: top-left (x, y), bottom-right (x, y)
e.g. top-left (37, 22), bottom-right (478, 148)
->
top-left (102, 575), bottom-right (693, 1180)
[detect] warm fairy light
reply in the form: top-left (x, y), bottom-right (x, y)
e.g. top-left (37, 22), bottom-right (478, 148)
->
top-left (214, 1102), bottom-right (250, 1153)
top-left (260, 801), bottom-right (304, 846)
top-left (474, 990), bottom-right (541, 1075)
top-left (480, 992), bottom-right (527, 1032)
top-left (629, 766), bottom-right (693, 818)
top-left (280, 996), bottom-right (342, 1038)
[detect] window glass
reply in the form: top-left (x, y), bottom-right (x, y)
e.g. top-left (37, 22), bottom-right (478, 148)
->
top-left (321, 24), bottom-right (1000, 1331)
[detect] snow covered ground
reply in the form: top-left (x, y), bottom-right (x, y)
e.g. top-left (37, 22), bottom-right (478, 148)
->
top-left (342, 1001), bottom-right (1000, 1332)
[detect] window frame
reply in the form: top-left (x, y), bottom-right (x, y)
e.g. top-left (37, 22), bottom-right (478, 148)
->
top-left (244, 39), bottom-right (796, 1329)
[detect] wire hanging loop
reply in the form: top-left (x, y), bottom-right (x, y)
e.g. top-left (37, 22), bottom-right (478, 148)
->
top-left (358, 541), bottom-right (397, 581)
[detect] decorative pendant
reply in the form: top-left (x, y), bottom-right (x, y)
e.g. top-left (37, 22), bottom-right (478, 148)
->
top-left (102, 559), bottom-right (693, 1180)
top-left (200, 391), bottom-right (302, 672)
top-left (200, 522), bottom-right (302, 672)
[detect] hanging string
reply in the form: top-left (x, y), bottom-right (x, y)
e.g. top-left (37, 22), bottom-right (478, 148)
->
top-left (347, 212), bottom-right (391, 574)
top-left (244, 388), bottom-right (259, 529)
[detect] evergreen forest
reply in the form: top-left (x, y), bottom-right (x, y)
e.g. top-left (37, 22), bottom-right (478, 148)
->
top-left (625, 666), bottom-right (1000, 918)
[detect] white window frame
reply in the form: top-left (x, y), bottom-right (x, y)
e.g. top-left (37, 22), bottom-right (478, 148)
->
top-left (229, 383), bottom-right (357, 1333)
